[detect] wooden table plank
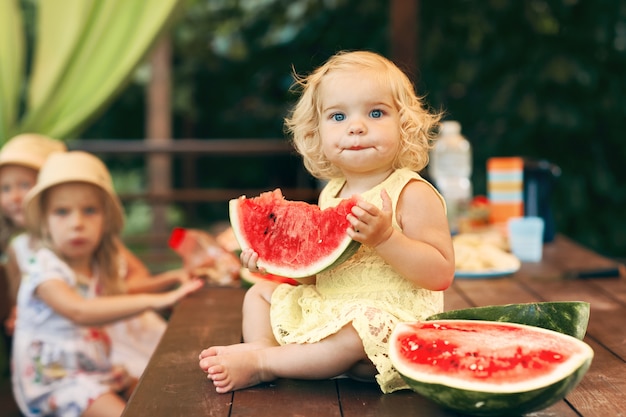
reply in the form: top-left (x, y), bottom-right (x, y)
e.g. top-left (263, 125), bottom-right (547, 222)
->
top-left (452, 276), bottom-right (540, 305)
top-left (566, 338), bottom-right (626, 417)
top-left (232, 379), bottom-right (341, 417)
top-left (122, 286), bottom-right (244, 417)
top-left (338, 379), bottom-right (464, 417)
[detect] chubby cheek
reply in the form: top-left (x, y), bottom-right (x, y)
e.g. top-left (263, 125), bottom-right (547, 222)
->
top-left (319, 134), bottom-right (340, 159)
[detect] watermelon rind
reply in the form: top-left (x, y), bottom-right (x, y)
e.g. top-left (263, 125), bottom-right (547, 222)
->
top-left (228, 194), bottom-right (361, 279)
top-left (427, 301), bottom-right (590, 339)
top-left (390, 320), bottom-right (594, 417)
top-left (239, 268), bottom-right (300, 288)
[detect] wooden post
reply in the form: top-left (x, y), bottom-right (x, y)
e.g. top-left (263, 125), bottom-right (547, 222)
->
top-left (390, 0), bottom-right (419, 82)
top-left (146, 36), bottom-right (172, 246)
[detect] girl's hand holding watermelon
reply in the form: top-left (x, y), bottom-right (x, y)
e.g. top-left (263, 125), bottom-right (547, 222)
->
top-left (346, 190), bottom-right (393, 248)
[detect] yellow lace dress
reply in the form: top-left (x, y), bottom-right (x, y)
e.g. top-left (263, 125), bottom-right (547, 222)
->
top-left (270, 168), bottom-right (446, 393)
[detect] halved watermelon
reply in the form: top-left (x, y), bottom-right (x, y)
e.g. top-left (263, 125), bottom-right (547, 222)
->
top-left (390, 320), bottom-right (593, 416)
top-left (427, 301), bottom-right (590, 339)
top-left (229, 189), bottom-right (360, 278)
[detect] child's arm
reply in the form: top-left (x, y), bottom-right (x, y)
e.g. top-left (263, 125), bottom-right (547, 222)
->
top-left (35, 277), bottom-right (204, 326)
top-left (119, 243), bottom-right (191, 293)
top-left (347, 183), bottom-right (455, 291)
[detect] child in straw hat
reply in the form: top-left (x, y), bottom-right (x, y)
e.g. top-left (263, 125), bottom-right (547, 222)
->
top-left (11, 151), bottom-right (203, 417)
top-left (0, 134), bottom-right (67, 255)
top-left (0, 134), bottom-right (66, 347)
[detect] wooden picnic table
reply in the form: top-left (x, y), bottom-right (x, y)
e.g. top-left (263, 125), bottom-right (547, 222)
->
top-left (121, 235), bottom-right (626, 417)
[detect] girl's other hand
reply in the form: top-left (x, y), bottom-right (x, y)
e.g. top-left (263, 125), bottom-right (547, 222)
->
top-left (347, 190), bottom-right (393, 248)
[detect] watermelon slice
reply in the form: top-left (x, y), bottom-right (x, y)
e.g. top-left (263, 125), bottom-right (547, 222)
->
top-left (390, 320), bottom-right (593, 416)
top-left (229, 189), bottom-right (360, 278)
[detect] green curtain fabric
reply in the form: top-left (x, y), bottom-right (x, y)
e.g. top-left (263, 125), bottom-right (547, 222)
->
top-left (0, 0), bottom-right (24, 141)
top-left (0, 0), bottom-right (182, 142)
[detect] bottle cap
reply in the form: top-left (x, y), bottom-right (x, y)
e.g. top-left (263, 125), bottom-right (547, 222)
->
top-left (439, 120), bottom-right (461, 135)
top-left (168, 227), bottom-right (187, 250)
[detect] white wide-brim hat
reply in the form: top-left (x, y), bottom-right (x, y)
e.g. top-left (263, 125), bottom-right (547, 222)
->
top-left (0, 133), bottom-right (67, 170)
top-left (24, 151), bottom-right (124, 235)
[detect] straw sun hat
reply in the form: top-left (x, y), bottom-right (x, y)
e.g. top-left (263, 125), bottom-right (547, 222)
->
top-left (23, 151), bottom-right (124, 235)
top-left (0, 133), bottom-right (67, 170)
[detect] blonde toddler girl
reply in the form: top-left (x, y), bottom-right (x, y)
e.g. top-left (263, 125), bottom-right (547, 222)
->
top-left (199, 50), bottom-right (455, 394)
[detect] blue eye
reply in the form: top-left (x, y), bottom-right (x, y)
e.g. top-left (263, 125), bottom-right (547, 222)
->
top-left (331, 113), bottom-right (345, 122)
top-left (370, 109), bottom-right (383, 118)
top-left (84, 206), bottom-right (99, 215)
top-left (54, 208), bottom-right (69, 216)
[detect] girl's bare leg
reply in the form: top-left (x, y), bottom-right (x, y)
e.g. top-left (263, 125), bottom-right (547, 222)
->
top-left (199, 281), bottom-right (279, 361)
top-left (241, 280), bottom-right (280, 344)
top-left (82, 392), bottom-right (126, 417)
top-left (201, 323), bottom-right (368, 393)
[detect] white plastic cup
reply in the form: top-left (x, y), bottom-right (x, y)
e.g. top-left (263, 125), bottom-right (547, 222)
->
top-left (507, 216), bottom-right (545, 262)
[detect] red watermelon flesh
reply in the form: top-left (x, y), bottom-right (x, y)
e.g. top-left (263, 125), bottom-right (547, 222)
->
top-left (229, 189), bottom-right (360, 278)
top-left (397, 321), bottom-right (582, 386)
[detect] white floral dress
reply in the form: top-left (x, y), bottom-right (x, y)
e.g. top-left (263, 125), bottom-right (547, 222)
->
top-left (12, 248), bottom-right (113, 417)
top-left (270, 168), bottom-right (446, 393)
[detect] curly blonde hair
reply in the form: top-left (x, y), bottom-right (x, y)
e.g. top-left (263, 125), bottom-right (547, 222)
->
top-left (284, 50), bottom-right (442, 180)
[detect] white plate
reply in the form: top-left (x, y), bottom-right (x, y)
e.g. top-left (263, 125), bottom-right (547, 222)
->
top-left (455, 265), bottom-right (520, 279)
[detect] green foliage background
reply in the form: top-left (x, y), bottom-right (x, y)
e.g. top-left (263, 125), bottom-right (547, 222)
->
top-left (83, 0), bottom-right (626, 258)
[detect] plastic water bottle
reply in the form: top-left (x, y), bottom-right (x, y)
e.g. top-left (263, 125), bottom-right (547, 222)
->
top-left (429, 120), bottom-right (472, 234)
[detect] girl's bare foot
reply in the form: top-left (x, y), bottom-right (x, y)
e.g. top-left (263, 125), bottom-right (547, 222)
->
top-left (204, 349), bottom-right (274, 393)
top-left (198, 339), bottom-right (275, 361)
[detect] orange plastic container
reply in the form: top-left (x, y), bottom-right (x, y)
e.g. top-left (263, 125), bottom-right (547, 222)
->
top-left (487, 157), bottom-right (524, 225)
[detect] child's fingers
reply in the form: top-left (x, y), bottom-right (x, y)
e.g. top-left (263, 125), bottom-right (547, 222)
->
top-left (240, 249), bottom-right (260, 271)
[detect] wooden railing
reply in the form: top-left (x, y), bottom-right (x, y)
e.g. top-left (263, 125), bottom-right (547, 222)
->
top-left (68, 139), bottom-right (320, 203)
top-left (67, 139), bottom-right (320, 268)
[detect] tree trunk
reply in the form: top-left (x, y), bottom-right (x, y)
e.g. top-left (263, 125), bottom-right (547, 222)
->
top-left (146, 36), bottom-right (172, 247)
top-left (390, 0), bottom-right (419, 82)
